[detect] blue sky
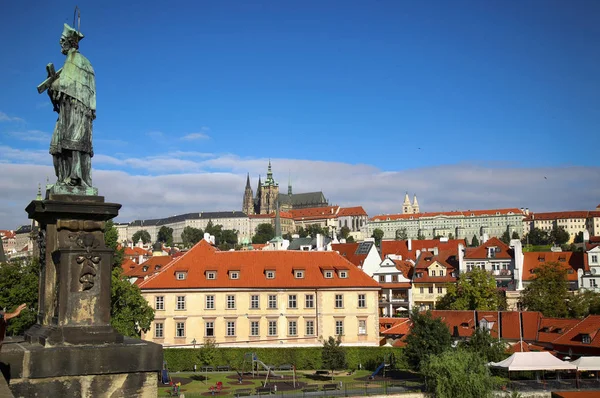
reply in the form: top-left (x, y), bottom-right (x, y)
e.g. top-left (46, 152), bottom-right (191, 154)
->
top-left (1, 1), bottom-right (599, 228)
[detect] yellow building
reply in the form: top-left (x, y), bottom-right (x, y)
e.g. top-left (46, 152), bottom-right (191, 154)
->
top-left (139, 240), bottom-right (381, 347)
top-left (411, 250), bottom-right (458, 310)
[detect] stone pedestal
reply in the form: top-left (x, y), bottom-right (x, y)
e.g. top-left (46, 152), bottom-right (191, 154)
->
top-left (1, 194), bottom-right (163, 397)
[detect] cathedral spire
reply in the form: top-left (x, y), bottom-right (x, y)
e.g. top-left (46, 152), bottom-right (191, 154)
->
top-left (264, 159), bottom-right (276, 186)
top-left (403, 192), bottom-right (411, 205)
top-left (245, 173), bottom-right (251, 189)
top-left (288, 170), bottom-right (292, 196)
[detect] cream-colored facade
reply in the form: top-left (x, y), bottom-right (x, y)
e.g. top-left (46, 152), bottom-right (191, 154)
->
top-left (412, 262), bottom-right (454, 310)
top-left (523, 210), bottom-right (600, 243)
top-left (142, 288), bottom-right (379, 347)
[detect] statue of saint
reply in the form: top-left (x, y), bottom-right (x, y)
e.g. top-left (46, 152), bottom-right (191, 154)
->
top-left (39, 23), bottom-right (96, 190)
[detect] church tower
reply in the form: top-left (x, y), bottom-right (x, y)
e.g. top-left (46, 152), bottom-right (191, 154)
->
top-left (260, 160), bottom-right (279, 214)
top-left (412, 194), bottom-right (420, 214)
top-left (402, 192), bottom-right (413, 214)
top-left (242, 173), bottom-right (254, 215)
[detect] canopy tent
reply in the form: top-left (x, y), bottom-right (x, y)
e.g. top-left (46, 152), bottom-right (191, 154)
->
top-left (489, 352), bottom-right (576, 371)
top-left (570, 357), bottom-right (600, 371)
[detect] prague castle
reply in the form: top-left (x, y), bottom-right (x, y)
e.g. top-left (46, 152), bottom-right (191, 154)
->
top-left (242, 161), bottom-right (329, 215)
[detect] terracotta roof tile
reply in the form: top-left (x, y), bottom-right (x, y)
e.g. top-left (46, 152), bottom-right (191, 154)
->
top-left (380, 318), bottom-right (411, 335)
top-left (337, 206), bottom-right (368, 217)
top-left (413, 250), bottom-right (458, 283)
top-left (332, 243), bottom-right (368, 268)
top-left (381, 239), bottom-right (466, 262)
top-left (289, 206), bottom-right (339, 220)
top-left (529, 211), bottom-right (590, 221)
top-left (522, 252), bottom-right (585, 281)
top-left (464, 237), bottom-right (513, 260)
top-left (124, 256), bottom-right (173, 278)
top-left (551, 315), bottom-right (600, 349)
top-left (139, 240), bottom-right (380, 290)
top-left (371, 208), bottom-right (524, 222)
top-left (537, 317), bottom-right (580, 343)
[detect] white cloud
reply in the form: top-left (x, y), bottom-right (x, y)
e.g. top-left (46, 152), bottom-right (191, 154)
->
top-left (0, 111), bottom-right (24, 123)
top-left (181, 132), bottom-right (210, 140)
top-left (1, 153), bottom-right (599, 230)
top-left (5, 130), bottom-right (51, 142)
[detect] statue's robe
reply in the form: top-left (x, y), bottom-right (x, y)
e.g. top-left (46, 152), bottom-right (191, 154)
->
top-left (49, 48), bottom-right (96, 187)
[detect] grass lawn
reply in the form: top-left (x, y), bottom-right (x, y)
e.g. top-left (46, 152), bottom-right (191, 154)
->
top-left (158, 369), bottom-right (415, 397)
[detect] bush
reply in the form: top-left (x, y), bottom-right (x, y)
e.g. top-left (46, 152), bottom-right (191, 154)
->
top-left (163, 346), bottom-right (401, 372)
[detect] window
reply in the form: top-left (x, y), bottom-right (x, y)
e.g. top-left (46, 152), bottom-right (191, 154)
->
top-left (176, 322), bottom-right (185, 338)
top-left (335, 320), bottom-right (344, 335)
top-left (227, 321), bottom-right (235, 336)
top-left (295, 270), bottom-right (304, 279)
top-left (430, 270), bottom-right (436, 276)
top-left (268, 295), bottom-right (277, 309)
top-left (358, 320), bottom-right (366, 335)
top-left (439, 270), bottom-right (444, 276)
top-left (206, 271), bottom-right (216, 280)
top-left (591, 279), bottom-right (597, 288)
top-left (250, 321), bottom-right (259, 336)
top-left (428, 287), bottom-right (433, 294)
top-left (358, 294), bottom-right (366, 308)
top-left (339, 271), bottom-right (348, 278)
top-left (155, 296), bottom-right (164, 310)
top-left (266, 270), bottom-right (275, 279)
top-left (288, 295), bottom-right (297, 309)
top-left (250, 295), bottom-right (259, 309)
top-left (268, 320), bottom-right (278, 336)
top-left (437, 287), bottom-right (443, 294)
top-left (419, 287), bottom-right (424, 294)
top-left (582, 334), bottom-right (591, 344)
top-left (288, 321), bottom-right (297, 336)
top-left (306, 320), bottom-right (315, 336)
top-left (227, 295), bottom-right (236, 309)
top-left (230, 271), bottom-right (239, 280)
top-left (379, 275), bottom-right (385, 283)
top-left (593, 255), bottom-right (598, 264)
top-left (205, 295), bottom-right (215, 309)
top-left (154, 322), bottom-right (164, 338)
top-left (205, 321), bottom-right (214, 337)
top-left (325, 271), bottom-right (333, 278)
top-left (176, 296), bottom-right (186, 310)
top-left (176, 271), bottom-right (187, 280)
top-left (305, 294), bottom-right (314, 308)
top-left (335, 294), bottom-right (343, 308)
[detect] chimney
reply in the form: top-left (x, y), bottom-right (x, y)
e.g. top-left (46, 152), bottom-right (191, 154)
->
top-left (482, 233), bottom-right (489, 244)
top-left (525, 208), bottom-right (530, 216)
top-left (416, 249), bottom-right (421, 259)
top-left (510, 239), bottom-right (524, 291)
top-left (204, 232), bottom-right (211, 242)
top-left (458, 243), bottom-right (466, 274)
top-left (433, 247), bottom-right (439, 256)
top-left (407, 238), bottom-right (412, 251)
top-left (316, 234), bottom-right (323, 251)
top-left (210, 235), bottom-right (215, 245)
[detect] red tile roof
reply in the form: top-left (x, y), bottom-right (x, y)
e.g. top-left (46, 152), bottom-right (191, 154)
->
top-left (289, 206), bottom-right (339, 220)
top-left (537, 317), bottom-right (580, 343)
top-left (552, 315), bottom-right (600, 349)
top-left (528, 211), bottom-right (590, 221)
top-left (371, 208), bottom-right (524, 221)
top-left (379, 317), bottom-right (409, 333)
top-left (120, 258), bottom-right (137, 273)
top-left (124, 256), bottom-right (173, 279)
top-left (464, 237), bottom-right (513, 260)
top-left (507, 342), bottom-right (547, 353)
top-left (140, 240), bottom-right (381, 290)
top-left (249, 211), bottom-right (293, 219)
top-left (380, 318), bottom-right (411, 335)
top-left (337, 206), bottom-right (368, 217)
top-left (332, 243), bottom-right (368, 268)
top-left (381, 239), bottom-right (466, 261)
top-left (413, 250), bottom-right (458, 283)
top-left (393, 260), bottom-right (414, 279)
top-left (522, 252), bottom-right (585, 281)
top-left (124, 247), bottom-right (151, 257)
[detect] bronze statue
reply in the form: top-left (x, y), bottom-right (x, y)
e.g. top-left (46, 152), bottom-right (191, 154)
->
top-left (38, 23), bottom-right (96, 191)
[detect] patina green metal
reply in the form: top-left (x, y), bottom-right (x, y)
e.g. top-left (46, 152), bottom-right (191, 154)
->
top-left (39, 23), bottom-right (98, 196)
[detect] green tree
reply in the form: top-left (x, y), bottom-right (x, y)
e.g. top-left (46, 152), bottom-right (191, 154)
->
top-left (422, 349), bottom-right (498, 398)
top-left (198, 338), bottom-right (218, 368)
top-left (511, 231), bottom-right (520, 240)
top-left (437, 268), bottom-right (507, 311)
top-left (132, 229), bottom-right (151, 245)
top-left (252, 223), bottom-right (275, 244)
top-left (105, 220), bottom-right (124, 269)
top-left (417, 231), bottom-right (425, 240)
top-left (306, 224), bottom-right (326, 238)
top-left (282, 232), bottom-right (293, 241)
top-left (404, 309), bottom-right (452, 370)
top-left (459, 327), bottom-right (505, 362)
top-left (181, 226), bottom-right (204, 248)
top-left (500, 231), bottom-right (511, 245)
top-left (110, 267), bottom-right (155, 337)
top-left (526, 228), bottom-right (549, 246)
top-left (549, 227), bottom-right (570, 246)
top-left (219, 229), bottom-right (238, 251)
top-left (346, 236), bottom-right (355, 243)
top-left (520, 262), bottom-right (569, 317)
top-left (395, 228), bottom-right (408, 240)
top-left (448, 233), bottom-right (454, 240)
top-left (157, 226), bottom-right (174, 247)
top-left (574, 232), bottom-right (584, 244)
top-left (321, 336), bottom-right (346, 379)
top-left (372, 228), bottom-right (384, 247)
top-left (296, 226), bottom-right (308, 238)
top-left (339, 226), bottom-right (351, 240)
top-left (0, 258), bottom-right (39, 335)
top-left (205, 221), bottom-right (224, 244)
top-left (567, 290), bottom-right (600, 318)
top-left (471, 235), bottom-right (480, 247)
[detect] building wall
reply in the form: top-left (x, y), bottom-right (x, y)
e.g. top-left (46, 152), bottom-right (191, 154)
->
top-left (142, 288), bottom-right (380, 347)
top-left (411, 283), bottom-right (449, 310)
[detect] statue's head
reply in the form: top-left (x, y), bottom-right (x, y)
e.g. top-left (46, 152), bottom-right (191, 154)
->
top-left (60, 23), bottom-right (84, 55)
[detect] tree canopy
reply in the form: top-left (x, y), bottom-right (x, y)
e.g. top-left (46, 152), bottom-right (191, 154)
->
top-left (422, 349), bottom-right (498, 398)
top-left (520, 261), bottom-right (569, 317)
top-left (181, 226), bottom-right (204, 248)
top-left (0, 258), bottom-right (39, 335)
top-left (132, 229), bottom-right (151, 245)
top-left (404, 309), bottom-right (452, 370)
top-left (395, 228), bottom-right (408, 240)
top-left (500, 231), bottom-right (511, 245)
top-left (372, 228), bottom-right (384, 247)
top-left (321, 336), bottom-right (346, 379)
top-left (252, 223), bottom-right (275, 244)
top-left (549, 227), bottom-right (570, 246)
top-left (105, 220), bottom-right (124, 269)
top-left (157, 226), bottom-right (174, 247)
top-left (471, 235), bottom-right (480, 247)
top-left (437, 268), bottom-right (507, 311)
top-left (459, 327), bottom-right (506, 363)
top-left (525, 228), bottom-right (550, 246)
top-left (339, 226), bottom-right (351, 240)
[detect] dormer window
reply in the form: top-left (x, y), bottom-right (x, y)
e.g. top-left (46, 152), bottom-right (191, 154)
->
top-left (206, 271), bottom-right (216, 280)
top-left (229, 271), bottom-right (239, 280)
top-left (541, 327), bottom-right (549, 333)
top-left (143, 266), bottom-right (149, 272)
top-left (155, 265), bottom-right (161, 271)
top-left (338, 270), bottom-right (348, 279)
top-left (266, 270), bottom-right (275, 279)
top-left (324, 271), bottom-right (333, 279)
top-left (176, 271), bottom-right (187, 280)
top-left (295, 270), bottom-right (304, 279)
top-left (582, 334), bottom-right (591, 344)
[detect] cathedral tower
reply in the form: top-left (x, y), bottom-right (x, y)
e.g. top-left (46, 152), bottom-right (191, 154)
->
top-left (242, 173), bottom-right (254, 215)
top-left (412, 194), bottom-right (420, 214)
top-left (259, 160), bottom-right (279, 214)
top-left (402, 192), bottom-right (412, 214)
